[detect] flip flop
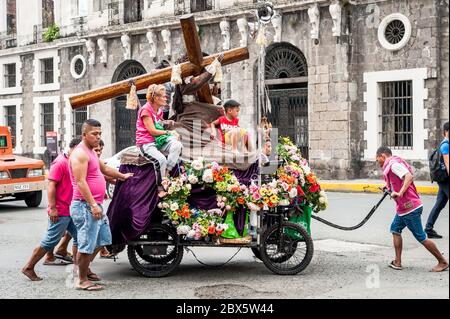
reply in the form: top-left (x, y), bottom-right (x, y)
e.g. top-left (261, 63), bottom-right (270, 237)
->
top-left (76, 283), bottom-right (103, 291)
top-left (87, 273), bottom-right (102, 282)
top-left (43, 259), bottom-right (71, 266)
top-left (54, 254), bottom-right (73, 263)
top-left (100, 253), bottom-right (117, 259)
top-left (388, 260), bottom-right (403, 270)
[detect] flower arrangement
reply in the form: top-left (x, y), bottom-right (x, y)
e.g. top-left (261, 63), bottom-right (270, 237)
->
top-left (276, 137), bottom-right (329, 212)
top-left (159, 137), bottom-right (328, 240)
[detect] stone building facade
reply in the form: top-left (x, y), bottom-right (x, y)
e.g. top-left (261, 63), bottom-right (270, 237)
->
top-left (0, 0), bottom-right (448, 179)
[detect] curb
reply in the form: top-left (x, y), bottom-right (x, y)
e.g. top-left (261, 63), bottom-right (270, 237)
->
top-left (321, 182), bottom-right (438, 196)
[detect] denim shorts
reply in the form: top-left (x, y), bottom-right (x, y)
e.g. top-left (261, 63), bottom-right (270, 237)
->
top-left (70, 200), bottom-right (112, 254)
top-left (40, 216), bottom-right (78, 252)
top-left (390, 206), bottom-right (427, 243)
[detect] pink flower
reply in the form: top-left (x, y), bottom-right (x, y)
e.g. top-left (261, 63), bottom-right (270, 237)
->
top-left (252, 192), bottom-right (261, 201)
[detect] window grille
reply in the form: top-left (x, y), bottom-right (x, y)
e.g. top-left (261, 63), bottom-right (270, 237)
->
top-left (40, 58), bottom-right (54, 84)
top-left (40, 103), bottom-right (54, 146)
top-left (4, 105), bottom-right (16, 148)
top-left (3, 63), bottom-right (16, 88)
top-left (379, 81), bottom-right (413, 149)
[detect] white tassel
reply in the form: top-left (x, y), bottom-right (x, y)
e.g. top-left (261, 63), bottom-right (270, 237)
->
top-left (171, 63), bottom-right (182, 85)
top-left (214, 62), bottom-right (223, 83)
top-left (126, 84), bottom-right (139, 110)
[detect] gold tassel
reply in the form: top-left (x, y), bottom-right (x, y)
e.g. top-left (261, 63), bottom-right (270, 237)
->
top-left (214, 61), bottom-right (223, 83)
top-left (126, 83), bottom-right (139, 110)
top-left (171, 63), bottom-right (182, 85)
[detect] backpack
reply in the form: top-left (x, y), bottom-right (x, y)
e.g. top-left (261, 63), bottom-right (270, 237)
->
top-left (429, 140), bottom-right (449, 182)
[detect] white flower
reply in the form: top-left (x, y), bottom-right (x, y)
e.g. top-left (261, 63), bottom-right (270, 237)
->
top-left (168, 187), bottom-right (175, 195)
top-left (292, 155), bottom-right (300, 162)
top-left (289, 188), bottom-right (298, 198)
top-left (163, 203), bottom-right (170, 209)
top-left (225, 205), bottom-right (232, 211)
top-left (319, 191), bottom-right (327, 197)
top-left (170, 203), bottom-right (179, 211)
top-left (302, 165), bottom-right (311, 175)
top-left (177, 225), bottom-right (191, 235)
top-left (192, 159), bottom-right (204, 171)
top-left (247, 202), bottom-right (261, 212)
top-left (186, 230), bottom-right (196, 239)
top-left (319, 197), bottom-right (326, 204)
top-left (185, 184), bottom-right (192, 191)
top-left (157, 202), bottom-right (163, 208)
top-left (188, 174), bottom-right (199, 184)
top-left (202, 169), bottom-right (214, 183)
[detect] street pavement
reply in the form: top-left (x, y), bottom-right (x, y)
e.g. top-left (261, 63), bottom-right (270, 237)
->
top-left (0, 191), bottom-right (448, 299)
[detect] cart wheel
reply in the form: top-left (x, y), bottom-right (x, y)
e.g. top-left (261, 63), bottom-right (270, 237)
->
top-left (127, 224), bottom-right (183, 278)
top-left (260, 221), bottom-right (313, 275)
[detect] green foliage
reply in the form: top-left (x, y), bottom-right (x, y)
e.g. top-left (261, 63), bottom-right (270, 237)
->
top-left (43, 24), bottom-right (60, 43)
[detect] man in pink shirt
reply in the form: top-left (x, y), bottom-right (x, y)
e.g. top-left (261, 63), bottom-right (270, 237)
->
top-left (376, 146), bottom-right (448, 272)
top-left (70, 119), bottom-right (133, 291)
top-left (21, 138), bottom-right (81, 281)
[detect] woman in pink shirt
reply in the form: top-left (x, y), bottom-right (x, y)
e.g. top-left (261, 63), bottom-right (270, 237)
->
top-left (136, 84), bottom-right (182, 194)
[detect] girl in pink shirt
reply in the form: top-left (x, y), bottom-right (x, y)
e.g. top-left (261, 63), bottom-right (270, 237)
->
top-left (136, 84), bottom-right (182, 194)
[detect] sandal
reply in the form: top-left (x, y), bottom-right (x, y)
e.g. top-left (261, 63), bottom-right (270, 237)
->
top-left (54, 253), bottom-right (73, 263)
top-left (388, 260), bottom-right (403, 270)
top-left (76, 282), bottom-right (103, 291)
top-left (87, 273), bottom-right (102, 282)
top-left (43, 259), bottom-right (71, 266)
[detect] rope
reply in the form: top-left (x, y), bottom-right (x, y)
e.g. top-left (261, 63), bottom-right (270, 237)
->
top-left (306, 190), bottom-right (391, 231)
top-left (184, 246), bottom-right (242, 268)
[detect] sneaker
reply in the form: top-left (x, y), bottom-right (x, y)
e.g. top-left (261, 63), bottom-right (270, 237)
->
top-left (426, 229), bottom-right (443, 239)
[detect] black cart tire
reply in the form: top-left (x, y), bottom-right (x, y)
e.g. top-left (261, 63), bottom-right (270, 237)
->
top-left (24, 191), bottom-right (42, 208)
top-left (127, 224), bottom-right (183, 278)
top-left (260, 221), bottom-right (313, 275)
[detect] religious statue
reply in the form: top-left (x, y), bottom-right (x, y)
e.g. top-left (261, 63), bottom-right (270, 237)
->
top-left (146, 30), bottom-right (158, 62)
top-left (329, 0), bottom-right (342, 37)
top-left (121, 33), bottom-right (132, 60)
top-left (86, 39), bottom-right (96, 65)
top-left (308, 3), bottom-right (320, 41)
top-left (161, 29), bottom-right (172, 58)
top-left (97, 38), bottom-right (108, 64)
top-left (219, 20), bottom-right (230, 51)
top-left (237, 17), bottom-right (248, 48)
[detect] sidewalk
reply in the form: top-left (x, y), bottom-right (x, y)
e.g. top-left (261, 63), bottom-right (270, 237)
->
top-left (320, 179), bottom-right (439, 195)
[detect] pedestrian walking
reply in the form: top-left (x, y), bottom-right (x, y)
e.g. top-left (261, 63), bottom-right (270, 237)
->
top-left (21, 138), bottom-right (81, 281)
top-left (69, 119), bottom-right (133, 291)
top-left (425, 121), bottom-right (449, 238)
top-left (376, 146), bottom-right (448, 272)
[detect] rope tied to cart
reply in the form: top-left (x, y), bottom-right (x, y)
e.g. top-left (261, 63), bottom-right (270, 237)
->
top-left (306, 188), bottom-right (392, 231)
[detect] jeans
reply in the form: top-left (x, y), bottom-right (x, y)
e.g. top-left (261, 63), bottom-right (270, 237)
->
top-left (390, 206), bottom-right (427, 243)
top-left (40, 216), bottom-right (78, 252)
top-left (425, 181), bottom-right (449, 231)
top-left (70, 201), bottom-right (111, 254)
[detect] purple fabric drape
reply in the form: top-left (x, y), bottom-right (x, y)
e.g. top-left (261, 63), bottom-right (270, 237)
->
top-left (107, 161), bottom-right (260, 243)
top-left (231, 161), bottom-right (260, 236)
top-left (107, 164), bottom-right (160, 245)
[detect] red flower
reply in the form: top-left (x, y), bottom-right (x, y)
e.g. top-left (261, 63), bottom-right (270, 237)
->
top-left (237, 197), bottom-right (245, 205)
top-left (268, 201), bottom-right (275, 208)
top-left (297, 185), bottom-right (305, 197)
top-left (208, 225), bottom-right (216, 235)
top-left (309, 183), bottom-right (320, 193)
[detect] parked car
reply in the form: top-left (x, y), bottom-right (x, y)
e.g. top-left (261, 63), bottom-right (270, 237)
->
top-left (103, 146), bottom-right (135, 199)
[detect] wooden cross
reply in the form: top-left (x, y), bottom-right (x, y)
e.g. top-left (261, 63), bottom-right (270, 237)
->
top-left (70, 14), bottom-right (249, 109)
